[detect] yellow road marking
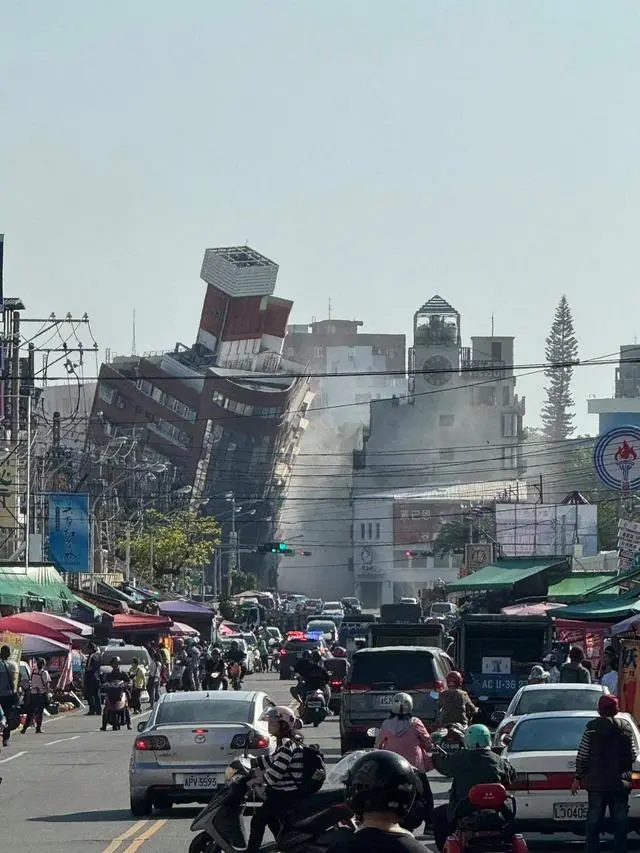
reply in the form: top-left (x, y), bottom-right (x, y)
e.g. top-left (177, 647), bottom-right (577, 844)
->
top-left (122, 819), bottom-right (168, 853)
top-left (102, 820), bottom-right (149, 853)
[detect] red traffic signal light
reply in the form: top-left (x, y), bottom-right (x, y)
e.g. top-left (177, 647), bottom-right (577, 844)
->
top-left (404, 550), bottom-right (417, 558)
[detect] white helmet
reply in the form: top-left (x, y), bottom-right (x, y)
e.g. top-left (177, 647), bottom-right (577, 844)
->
top-left (391, 692), bottom-right (413, 717)
top-left (260, 705), bottom-right (299, 731)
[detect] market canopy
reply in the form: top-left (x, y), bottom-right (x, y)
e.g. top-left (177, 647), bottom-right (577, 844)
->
top-left (0, 563), bottom-right (81, 614)
top-left (446, 559), bottom-right (565, 592)
top-left (111, 612), bottom-right (173, 633)
top-left (170, 620), bottom-right (200, 637)
top-left (158, 600), bottom-right (215, 616)
top-left (502, 602), bottom-right (566, 616)
top-left (20, 633), bottom-right (71, 657)
top-left (0, 615), bottom-right (72, 644)
top-left (548, 591), bottom-right (640, 622)
top-left (611, 613), bottom-right (640, 636)
top-left (12, 611), bottom-right (93, 637)
top-left (548, 573), bottom-right (620, 602)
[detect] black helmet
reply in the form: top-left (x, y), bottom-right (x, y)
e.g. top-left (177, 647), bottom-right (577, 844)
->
top-left (300, 649), bottom-right (311, 661)
top-left (345, 750), bottom-right (417, 816)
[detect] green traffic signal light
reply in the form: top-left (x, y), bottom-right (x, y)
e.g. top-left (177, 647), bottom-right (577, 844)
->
top-left (278, 542), bottom-right (288, 552)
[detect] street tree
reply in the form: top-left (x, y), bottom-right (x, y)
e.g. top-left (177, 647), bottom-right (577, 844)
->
top-left (541, 295), bottom-right (579, 441)
top-left (123, 509), bottom-right (220, 584)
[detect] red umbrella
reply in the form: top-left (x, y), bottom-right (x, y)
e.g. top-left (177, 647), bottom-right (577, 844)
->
top-left (0, 615), bottom-right (71, 645)
top-left (10, 611), bottom-right (92, 637)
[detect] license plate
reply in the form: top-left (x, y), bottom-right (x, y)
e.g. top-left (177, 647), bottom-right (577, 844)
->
top-left (307, 701), bottom-right (322, 707)
top-left (553, 802), bottom-right (587, 821)
top-left (378, 695), bottom-right (394, 706)
top-left (443, 742), bottom-right (462, 753)
top-left (181, 774), bottom-right (218, 790)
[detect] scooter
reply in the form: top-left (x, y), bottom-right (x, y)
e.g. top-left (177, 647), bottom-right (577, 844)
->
top-left (188, 754), bottom-right (356, 853)
top-left (301, 689), bottom-right (328, 728)
top-left (432, 723), bottom-right (466, 755)
top-left (443, 783), bottom-right (528, 853)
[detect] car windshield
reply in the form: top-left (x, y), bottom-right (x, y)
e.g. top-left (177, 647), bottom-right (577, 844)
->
top-left (509, 716), bottom-right (595, 752)
top-left (155, 698), bottom-right (253, 725)
top-left (431, 603), bottom-right (453, 614)
top-left (514, 688), bottom-right (602, 715)
top-left (101, 648), bottom-right (150, 666)
top-left (325, 602), bottom-right (342, 610)
top-left (308, 622), bottom-right (335, 632)
top-left (285, 640), bottom-right (321, 652)
top-left (351, 652), bottom-right (436, 688)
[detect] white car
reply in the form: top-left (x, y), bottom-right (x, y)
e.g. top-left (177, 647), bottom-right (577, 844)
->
top-left (503, 710), bottom-right (640, 833)
top-left (306, 619), bottom-right (338, 644)
top-left (321, 602), bottom-right (344, 626)
top-left (220, 638), bottom-right (253, 674)
top-left (493, 683), bottom-right (609, 747)
top-left (129, 690), bottom-right (275, 815)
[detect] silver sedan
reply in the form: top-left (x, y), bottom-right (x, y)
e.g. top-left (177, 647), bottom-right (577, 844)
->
top-left (129, 689), bottom-right (275, 816)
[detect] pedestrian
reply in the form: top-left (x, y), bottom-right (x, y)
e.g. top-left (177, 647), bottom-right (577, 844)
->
top-left (572, 694), bottom-right (636, 853)
top-left (129, 658), bottom-right (147, 714)
top-left (168, 647), bottom-right (187, 693)
top-left (101, 657), bottom-right (126, 732)
top-left (527, 665), bottom-right (549, 685)
top-left (21, 658), bottom-right (50, 734)
top-left (560, 646), bottom-right (591, 684)
top-left (258, 636), bottom-right (269, 673)
top-left (83, 642), bottom-right (102, 716)
top-left (0, 645), bottom-right (19, 747)
top-left (600, 648), bottom-right (619, 696)
top-left (543, 653), bottom-right (561, 684)
top-left (147, 650), bottom-right (161, 707)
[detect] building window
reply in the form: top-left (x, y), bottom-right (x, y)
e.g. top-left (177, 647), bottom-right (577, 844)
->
top-left (475, 386), bottom-right (496, 406)
top-left (136, 378), bottom-right (154, 398)
top-left (439, 414), bottom-right (455, 427)
top-left (439, 449), bottom-right (455, 461)
top-left (491, 341), bottom-right (503, 361)
top-left (502, 446), bottom-right (519, 469)
top-left (367, 523), bottom-right (373, 540)
top-left (313, 346), bottom-right (324, 359)
top-left (502, 385), bottom-right (511, 406)
top-left (360, 523), bottom-right (365, 540)
top-left (98, 385), bottom-right (117, 406)
top-left (502, 413), bottom-right (518, 437)
top-left (376, 522), bottom-right (380, 540)
top-left (212, 390), bottom-right (227, 407)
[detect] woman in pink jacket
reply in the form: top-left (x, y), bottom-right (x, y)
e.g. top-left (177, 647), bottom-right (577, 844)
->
top-left (375, 691), bottom-right (433, 771)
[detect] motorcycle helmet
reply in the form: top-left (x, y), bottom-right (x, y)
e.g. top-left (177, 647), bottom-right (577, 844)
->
top-left (260, 705), bottom-right (298, 732)
top-left (110, 656), bottom-right (121, 667)
top-left (345, 750), bottom-right (417, 816)
top-left (332, 646), bottom-right (347, 658)
top-left (391, 692), bottom-right (413, 717)
top-left (446, 670), bottom-right (463, 688)
top-left (465, 724), bottom-right (492, 750)
top-left (311, 650), bottom-right (322, 663)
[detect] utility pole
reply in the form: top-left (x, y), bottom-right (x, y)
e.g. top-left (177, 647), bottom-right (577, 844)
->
top-left (538, 473), bottom-right (544, 504)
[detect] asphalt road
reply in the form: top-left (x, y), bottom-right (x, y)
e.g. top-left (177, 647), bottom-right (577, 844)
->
top-left (1, 672), bottom-right (637, 853)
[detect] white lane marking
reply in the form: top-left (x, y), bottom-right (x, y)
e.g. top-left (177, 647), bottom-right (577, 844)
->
top-left (45, 735), bottom-right (80, 746)
top-left (0, 750), bottom-right (26, 763)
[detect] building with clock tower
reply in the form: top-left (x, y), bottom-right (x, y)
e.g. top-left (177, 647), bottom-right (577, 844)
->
top-left (350, 294), bottom-right (527, 608)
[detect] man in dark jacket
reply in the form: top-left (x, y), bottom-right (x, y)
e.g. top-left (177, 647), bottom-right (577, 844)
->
top-left (560, 646), bottom-right (591, 684)
top-left (432, 724), bottom-right (516, 852)
top-left (83, 642), bottom-right (102, 716)
top-left (572, 694), bottom-right (637, 853)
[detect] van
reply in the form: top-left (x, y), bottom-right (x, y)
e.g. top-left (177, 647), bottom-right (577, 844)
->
top-left (339, 645), bottom-right (454, 753)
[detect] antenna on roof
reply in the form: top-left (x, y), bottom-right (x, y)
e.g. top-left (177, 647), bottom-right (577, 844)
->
top-left (491, 314), bottom-right (495, 336)
top-left (132, 309), bottom-right (137, 355)
top-left (328, 298), bottom-right (332, 320)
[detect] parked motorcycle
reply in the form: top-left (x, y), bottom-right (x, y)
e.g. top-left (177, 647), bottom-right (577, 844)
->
top-left (301, 688), bottom-right (328, 728)
top-left (188, 754), bottom-right (356, 853)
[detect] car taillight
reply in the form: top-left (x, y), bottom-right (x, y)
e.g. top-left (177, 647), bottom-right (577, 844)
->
top-left (511, 772), bottom-right (575, 792)
top-left (280, 649), bottom-right (286, 656)
top-left (230, 730), bottom-right (269, 750)
top-left (135, 735), bottom-right (171, 751)
top-left (330, 680), bottom-right (343, 688)
top-left (346, 684), bottom-right (369, 694)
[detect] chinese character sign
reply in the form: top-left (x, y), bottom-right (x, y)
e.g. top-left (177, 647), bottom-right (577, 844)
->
top-left (48, 493), bottom-right (90, 573)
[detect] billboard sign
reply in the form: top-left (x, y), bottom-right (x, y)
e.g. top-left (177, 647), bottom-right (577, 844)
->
top-left (495, 503), bottom-right (598, 558)
top-left (593, 426), bottom-right (640, 492)
top-left (48, 493), bottom-right (90, 573)
top-left (393, 500), bottom-right (458, 546)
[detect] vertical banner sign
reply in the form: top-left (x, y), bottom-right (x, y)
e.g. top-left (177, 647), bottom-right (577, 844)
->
top-left (48, 492), bottom-right (90, 573)
top-left (619, 639), bottom-right (640, 721)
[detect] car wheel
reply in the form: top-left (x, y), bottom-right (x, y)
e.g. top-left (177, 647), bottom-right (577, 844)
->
top-left (130, 792), bottom-right (153, 817)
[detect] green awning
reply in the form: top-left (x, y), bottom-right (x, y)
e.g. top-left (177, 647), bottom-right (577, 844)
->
top-left (446, 559), bottom-right (563, 592)
top-left (0, 564), bottom-right (80, 614)
top-left (549, 591), bottom-right (640, 622)
top-left (548, 574), bottom-right (620, 602)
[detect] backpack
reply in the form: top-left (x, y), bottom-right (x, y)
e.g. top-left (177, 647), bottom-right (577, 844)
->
top-left (298, 743), bottom-right (326, 794)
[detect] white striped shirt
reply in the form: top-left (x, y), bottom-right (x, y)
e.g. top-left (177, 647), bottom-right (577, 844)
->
top-left (257, 738), bottom-right (305, 791)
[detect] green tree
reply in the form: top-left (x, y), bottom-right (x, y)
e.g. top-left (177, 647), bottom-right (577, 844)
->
top-left (123, 509), bottom-right (220, 584)
top-left (541, 295), bottom-right (579, 440)
top-left (432, 518), bottom-right (474, 556)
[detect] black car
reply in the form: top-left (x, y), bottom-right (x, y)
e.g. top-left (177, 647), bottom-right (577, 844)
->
top-left (278, 635), bottom-right (329, 680)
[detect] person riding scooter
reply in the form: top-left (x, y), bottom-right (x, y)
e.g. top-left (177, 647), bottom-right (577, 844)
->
top-left (224, 640), bottom-right (247, 687)
top-left (431, 724), bottom-right (516, 852)
top-left (246, 705), bottom-right (307, 853)
top-left (328, 750), bottom-right (426, 853)
top-left (203, 647), bottom-right (226, 690)
top-left (436, 671), bottom-right (478, 728)
top-left (292, 650), bottom-right (331, 709)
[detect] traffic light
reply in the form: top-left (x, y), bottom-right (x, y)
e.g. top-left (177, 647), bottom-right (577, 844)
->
top-left (405, 550), bottom-right (417, 558)
top-left (257, 542), bottom-right (294, 555)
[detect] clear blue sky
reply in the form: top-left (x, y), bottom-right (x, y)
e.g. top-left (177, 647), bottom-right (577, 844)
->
top-left (1, 1), bottom-right (639, 433)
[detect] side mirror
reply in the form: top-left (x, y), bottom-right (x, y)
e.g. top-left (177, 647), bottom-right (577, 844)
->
top-left (491, 711), bottom-right (506, 724)
top-left (137, 721), bottom-right (146, 733)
